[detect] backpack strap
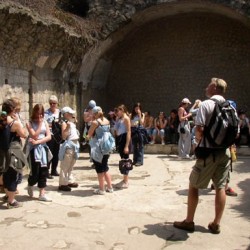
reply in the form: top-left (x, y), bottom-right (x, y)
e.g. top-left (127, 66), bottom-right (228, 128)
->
top-left (96, 119), bottom-right (110, 130)
top-left (9, 120), bottom-right (15, 127)
top-left (8, 120), bottom-right (16, 143)
top-left (204, 99), bottom-right (221, 146)
top-left (96, 119), bottom-right (102, 127)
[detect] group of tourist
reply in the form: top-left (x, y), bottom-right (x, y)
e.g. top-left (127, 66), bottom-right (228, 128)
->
top-left (0, 96), bottom-right (82, 207)
top-left (0, 96), bottom-right (148, 207)
top-left (0, 77), bottom-right (247, 235)
top-left (143, 110), bottom-right (179, 145)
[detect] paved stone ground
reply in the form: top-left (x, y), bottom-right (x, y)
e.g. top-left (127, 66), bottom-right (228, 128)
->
top-left (0, 152), bottom-right (250, 250)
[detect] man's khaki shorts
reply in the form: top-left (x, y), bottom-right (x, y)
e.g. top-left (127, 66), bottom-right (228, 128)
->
top-left (189, 149), bottom-right (230, 189)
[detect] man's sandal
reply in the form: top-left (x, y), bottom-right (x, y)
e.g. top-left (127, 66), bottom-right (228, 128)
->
top-left (208, 222), bottom-right (220, 234)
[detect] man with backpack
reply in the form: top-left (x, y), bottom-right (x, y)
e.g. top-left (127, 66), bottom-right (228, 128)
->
top-left (174, 77), bottom-right (238, 234)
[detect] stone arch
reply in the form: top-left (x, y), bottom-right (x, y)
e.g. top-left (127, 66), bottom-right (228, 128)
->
top-left (81, 1), bottom-right (250, 115)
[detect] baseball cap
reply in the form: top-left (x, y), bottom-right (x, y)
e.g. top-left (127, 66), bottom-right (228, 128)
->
top-left (61, 106), bottom-right (75, 115)
top-left (182, 98), bottom-right (191, 104)
top-left (88, 100), bottom-right (96, 109)
top-left (228, 100), bottom-right (237, 109)
top-left (92, 106), bottom-right (102, 114)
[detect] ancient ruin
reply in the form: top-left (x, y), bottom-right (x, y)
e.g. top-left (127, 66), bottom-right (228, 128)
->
top-left (1, 0), bottom-right (250, 130)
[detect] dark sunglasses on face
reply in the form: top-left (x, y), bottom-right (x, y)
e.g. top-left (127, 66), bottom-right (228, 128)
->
top-left (50, 102), bottom-right (57, 105)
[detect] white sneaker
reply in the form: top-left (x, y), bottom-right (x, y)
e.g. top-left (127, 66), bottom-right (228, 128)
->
top-left (149, 141), bottom-right (155, 145)
top-left (93, 189), bottom-right (105, 195)
top-left (190, 155), bottom-right (196, 160)
top-left (38, 195), bottom-right (52, 202)
top-left (27, 185), bottom-right (33, 197)
top-left (106, 188), bottom-right (114, 193)
top-left (161, 142), bottom-right (165, 145)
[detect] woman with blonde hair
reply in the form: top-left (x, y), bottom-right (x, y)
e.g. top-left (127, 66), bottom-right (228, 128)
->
top-left (45, 95), bottom-right (61, 178)
top-left (178, 98), bottom-right (192, 159)
top-left (87, 106), bottom-right (113, 195)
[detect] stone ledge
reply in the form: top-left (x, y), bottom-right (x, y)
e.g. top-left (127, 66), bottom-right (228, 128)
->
top-left (144, 144), bottom-right (178, 155)
top-left (144, 144), bottom-right (250, 156)
top-left (237, 146), bottom-right (250, 156)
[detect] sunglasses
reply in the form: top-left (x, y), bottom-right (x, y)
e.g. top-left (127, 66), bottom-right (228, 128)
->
top-left (50, 102), bottom-right (57, 105)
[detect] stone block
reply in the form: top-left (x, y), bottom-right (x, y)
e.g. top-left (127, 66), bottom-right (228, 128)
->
top-left (49, 54), bottom-right (63, 69)
top-left (144, 144), bottom-right (178, 155)
top-left (35, 55), bottom-right (49, 68)
top-left (237, 146), bottom-right (250, 156)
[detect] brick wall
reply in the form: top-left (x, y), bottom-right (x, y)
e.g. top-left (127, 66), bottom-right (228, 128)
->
top-left (105, 12), bottom-right (250, 116)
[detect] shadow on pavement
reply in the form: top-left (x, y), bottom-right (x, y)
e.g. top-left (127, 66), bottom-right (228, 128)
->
top-left (230, 158), bottom-right (250, 222)
top-left (141, 221), bottom-right (209, 242)
top-left (232, 178), bottom-right (250, 220)
top-left (46, 184), bottom-right (94, 197)
top-left (176, 188), bottom-right (215, 197)
top-left (73, 166), bottom-right (94, 171)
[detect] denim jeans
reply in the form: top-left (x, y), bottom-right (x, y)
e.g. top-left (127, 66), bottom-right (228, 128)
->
top-left (133, 142), bottom-right (144, 165)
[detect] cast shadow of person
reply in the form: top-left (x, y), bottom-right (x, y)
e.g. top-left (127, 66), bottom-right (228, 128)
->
top-left (141, 221), bottom-right (208, 243)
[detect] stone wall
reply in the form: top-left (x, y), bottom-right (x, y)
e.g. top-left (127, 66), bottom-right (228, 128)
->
top-left (88, 0), bottom-right (250, 39)
top-left (104, 12), bottom-right (250, 115)
top-left (1, 0), bottom-right (250, 127)
top-left (0, 2), bottom-right (87, 123)
top-left (83, 1), bottom-right (250, 115)
top-left (0, 66), bottom-right (29, 120)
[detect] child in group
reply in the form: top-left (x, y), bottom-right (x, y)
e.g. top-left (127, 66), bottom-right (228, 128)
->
top-left (58, 107), bottom-right (80, 192)
top-left (26, 104), bottom-right (52, 202)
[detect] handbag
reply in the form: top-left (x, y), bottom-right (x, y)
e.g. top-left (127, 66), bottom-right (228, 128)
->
top-left (180, 127), bottom-right (185, 134)
top-left (119, 158), bottom-right (133, 172)
top-left (180, 121), bottom-right (186, 134)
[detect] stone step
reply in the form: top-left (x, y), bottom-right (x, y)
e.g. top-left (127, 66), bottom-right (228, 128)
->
top-left (144, 144), bottom-right (178, 154)
top-left (144, 144), bottom-right (250, 156)
top-left (237, 146), bottom-right (250, 156)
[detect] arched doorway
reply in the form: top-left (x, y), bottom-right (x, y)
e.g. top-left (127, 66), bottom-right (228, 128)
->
top-left (83, 2), bottom-right (250, 116)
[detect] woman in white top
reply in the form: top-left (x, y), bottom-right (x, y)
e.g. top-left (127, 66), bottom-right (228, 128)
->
top-left (44, 95), bottom-right (61, 178)
top-left (115, 104), bottom-right (131, 188)
top-left (58, 107), bottom-right (80, 192)
top-left (178, 98), bottom-right (192, 159)
top-left (26, 104), bottom-right (52, 202)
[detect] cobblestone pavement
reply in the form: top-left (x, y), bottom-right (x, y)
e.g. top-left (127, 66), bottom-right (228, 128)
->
top-left (0, 153), bottom-right (249, 250)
